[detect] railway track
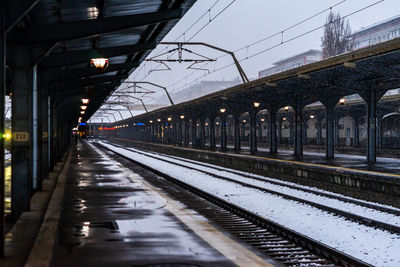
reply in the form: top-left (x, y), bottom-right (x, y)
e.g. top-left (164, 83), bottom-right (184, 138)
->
top-left (105, 140), bottom-right (400, 235)
top-left (96, 141), bottom-right (371, 267)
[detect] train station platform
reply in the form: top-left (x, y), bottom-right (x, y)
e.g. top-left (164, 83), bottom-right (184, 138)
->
top-left (110, 138), bottom-right (400, 208)
top-left (12, 141), bottom-right (276, 266)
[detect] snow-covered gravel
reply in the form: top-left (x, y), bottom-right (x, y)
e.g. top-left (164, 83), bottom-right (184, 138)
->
top-left (117, 145), bottom-right (400, 227)
top-left (100, 142), bottom-right (400, 266)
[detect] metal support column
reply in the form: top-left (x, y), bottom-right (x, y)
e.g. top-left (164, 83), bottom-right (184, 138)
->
top-left (234, 116), bottom-right (240, 151)
top-left (191, 120), bottom-right (196, 147)
top-left (250, 111), bottom-right (257, 153)
top-left (269, 111), bottom-right (277, 153)
top-left (366, 89), bottom-right (377, 163)
top-left (41, 93), bottom-right (49, 181)
top-left (221, 115), bottom-right (227, 150)
top-left (0, 1), bottom-right (5, 255)
top-left (33, 65), bottom-right (42, 191)
top-left (11, 45), bottom-right (33, 217)
top-left (178, 120), bottom-right (182, 145)
top-left (325, 106), bottom-right (335, 159)
top-left (294, 106), bottom-right (303, 155)
top-left (184, 120), bottom-right (189, 146)
top-left (200, 118), bottom-right (205, 148)
top-left (209, 117), bottom-right (215, 149)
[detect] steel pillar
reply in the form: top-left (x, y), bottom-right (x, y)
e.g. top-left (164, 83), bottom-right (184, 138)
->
top-left (221, 115), bottom-right (227, 150)
top-left (184, 120), bottom-right (189, 146)
top-left (366, 89), bottom-right (377, 163)
top-left (0, 1), bottom-right (5, 255)
top-left (39, 94), bottom-right (49, 180)
top-left (33, 65), bottom-right (42, 191)
top-left (191, 120), bottom-right (196, 147)
top-left (209, 117), bottom-right (215, 149)
top-left (200, 118), bottom-right (205, 148)
top-left (178, 120), bottom-right (182, 145)
top-left (294, 106), bottom-right (303, 155)
top-left (258, 123), bottom-right (262, 143)
top-left (269, 111), bottom-right (277, 153)
top-left (11, 45), bottom-right (33, 217)
top-left (234, 116), bottom-right (240, 151)
top-left (325, 106), bottom-right (335, 159)
top-left (250, 111), bottom-right (257, 153)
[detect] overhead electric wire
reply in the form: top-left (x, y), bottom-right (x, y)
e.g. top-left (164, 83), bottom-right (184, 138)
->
top-left (131, 0), bottom-right (226, 82)
top-left (169, 0), bottom-right (384, 93)
top-left (167, 0), bottom-right (348, 90)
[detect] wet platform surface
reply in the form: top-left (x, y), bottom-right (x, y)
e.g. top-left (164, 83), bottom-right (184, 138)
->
top-left (51, 141), bottom-right (270, 266)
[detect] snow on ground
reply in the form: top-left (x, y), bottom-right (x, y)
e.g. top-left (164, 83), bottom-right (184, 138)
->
top-left (120, 145), bottom-right (400, 226)
top-left (99, 141), bottom-right (400, 266)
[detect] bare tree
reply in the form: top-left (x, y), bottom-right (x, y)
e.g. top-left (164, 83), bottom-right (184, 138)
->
top-left (321, 11), bottom-right (353, 59)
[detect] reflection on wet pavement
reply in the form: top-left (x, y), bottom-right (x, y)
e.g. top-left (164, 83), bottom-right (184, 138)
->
top-left (51, 141), bottom-right (235, 266)
top-left (5, 163), bottom-right (11, 214)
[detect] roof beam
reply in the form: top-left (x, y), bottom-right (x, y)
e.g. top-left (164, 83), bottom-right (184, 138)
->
top-left (53, 61), bottom-right (140, 81)
top-left (22, 9), bottom-right (182, 43)
top-left (6, 0), bottom-right (39, 32)
top-left (56, 75), bottom-right (127, 91)
top-left (40, 42), bottom-right (156, 67)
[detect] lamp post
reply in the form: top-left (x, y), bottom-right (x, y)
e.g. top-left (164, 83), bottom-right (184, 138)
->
top-left (220, 108), bottom-right (227, 150)
top-left (250, 102), bottom-right (260, 153)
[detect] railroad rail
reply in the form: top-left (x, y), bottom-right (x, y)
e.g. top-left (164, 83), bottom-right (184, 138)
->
top-left (106, 140), bottom-right (400, 234)
top-left (96, 141), bottom-right (371, 266)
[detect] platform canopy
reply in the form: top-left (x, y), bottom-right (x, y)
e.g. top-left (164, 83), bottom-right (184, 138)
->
top-left (6, 0), bottom-right (196, 124)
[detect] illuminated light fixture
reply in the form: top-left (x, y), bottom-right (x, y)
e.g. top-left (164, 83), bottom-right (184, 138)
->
top-left (90, 57), bottom-right (109, 70)
top-left (167, 117), bottom-right (172, 122)
top-left (310, 115), bottom-right (315, 119)
top-left (283, 117), bottom-right (287, 121)
top-left (261, 118), bottom-right (265, 122)
top-left (216, 122), bottom-right (219, 125)
top-left (149, 120), bottom-right (153, 123)
top-left (81, 105), bottom-right (87, 110)
top-left (78, 117), bottom-right (82, 123)
top-left (253, 102), bottom-right (260, 108)
top-left (133, 123), bottom-right (136, 126)
top-left (157, 118), bottom-right (161, 122)
top-left (80, 111), bottom-right (85, 114)
top-left (81, 98), bottom-right (90, 104)
top-left (180, 115), bottom-right (185, 119)
top-left (243, 120), bottom-right (247, 123)
top-left (219, 108), bottom-right (226, 113)
top-left (205, 122), bottom-right (209, 126)
top-left (339, 97), bottom-right (346, 105)
top-left (3, 133), bottom-right (11, 140)
top-left (284, 106), bottom-right (289, 111)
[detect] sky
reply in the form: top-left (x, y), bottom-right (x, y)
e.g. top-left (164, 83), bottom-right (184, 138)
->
top-left (92, 0), bottom-right (400, 122)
